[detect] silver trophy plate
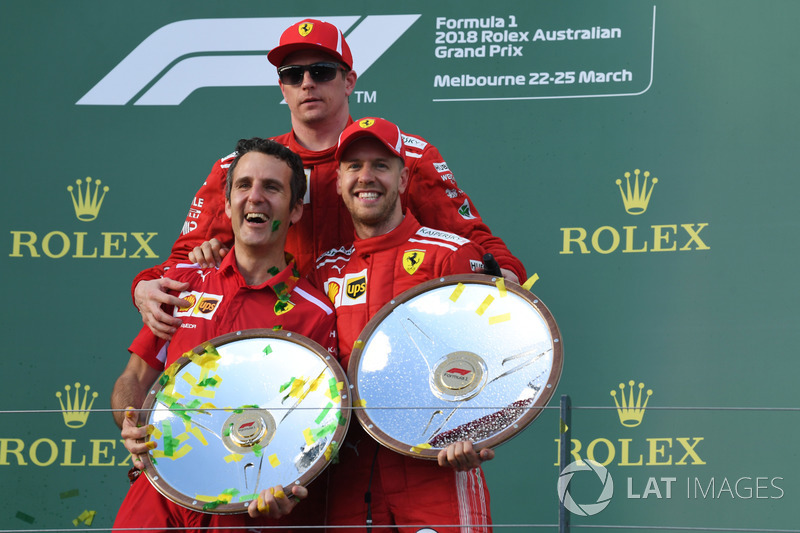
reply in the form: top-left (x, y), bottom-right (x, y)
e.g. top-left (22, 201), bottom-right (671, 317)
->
top-left (140, 329), bottom-right (350, 514)
top-left (348, 274), bottom-right (562, 459)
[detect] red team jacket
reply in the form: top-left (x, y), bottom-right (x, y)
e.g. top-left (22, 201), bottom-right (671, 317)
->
top-left (308, 212), bottom-right (492, 531)
top-left (131, 122), bottom-right (525, 302)
top-left (309, 212), bottom-right (484, 372)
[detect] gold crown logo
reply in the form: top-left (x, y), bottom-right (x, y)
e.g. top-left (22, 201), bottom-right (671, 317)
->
top-left (610, 380), bottom-right (652, 427)
top-left (615, 169), bottom-right (657, 215)
top-left (56, 383), bottom-right (99, 428)
top-left (67, 177), bottom-right (109, 221)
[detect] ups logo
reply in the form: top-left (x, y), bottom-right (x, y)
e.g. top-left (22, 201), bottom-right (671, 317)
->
top-left (196, 298), bottom-right (220, 314)
top-left (346, 276), bottom-right (366, 300)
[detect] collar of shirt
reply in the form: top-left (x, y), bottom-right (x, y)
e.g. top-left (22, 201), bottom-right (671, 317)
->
top-left (218, 247), bottom-right (301, 299)
top-left (353, 210), bottom-right (419, 257)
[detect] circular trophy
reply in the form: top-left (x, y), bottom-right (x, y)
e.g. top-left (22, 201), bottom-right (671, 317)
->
top-left (140, 329), bottom-right (350, 513)
top-left (348, 274), bottom-right (562, 459)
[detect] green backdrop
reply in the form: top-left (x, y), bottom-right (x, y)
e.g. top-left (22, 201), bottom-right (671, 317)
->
top-left (1, 1), bottom-right (797, 530)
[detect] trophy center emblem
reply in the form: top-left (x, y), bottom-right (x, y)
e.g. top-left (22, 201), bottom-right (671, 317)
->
top-left (431, 351), bottom-right (486, 400)
top-left (223, 410), bottom-right (276, 452)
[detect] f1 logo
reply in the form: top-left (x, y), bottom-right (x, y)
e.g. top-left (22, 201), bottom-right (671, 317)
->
top-left (77, 15), bottom-right (420, 106)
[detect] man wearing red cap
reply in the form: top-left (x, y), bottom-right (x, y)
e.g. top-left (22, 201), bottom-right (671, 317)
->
top-left (303, 116), bottom-right (495, 532)
top-left (129, 18), bottom-right (527, 341)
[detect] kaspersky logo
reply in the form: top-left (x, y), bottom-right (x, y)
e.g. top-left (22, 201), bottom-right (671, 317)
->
top-left (560, 169), bottom-right (710, 255)
top-left (76, 15), bottom-right (420, 106)
top-left (8, 179), bottom-right (159, 259)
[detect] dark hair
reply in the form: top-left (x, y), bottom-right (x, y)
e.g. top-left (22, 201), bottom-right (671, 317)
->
top-left (225, 138), bottom-right (306, 206)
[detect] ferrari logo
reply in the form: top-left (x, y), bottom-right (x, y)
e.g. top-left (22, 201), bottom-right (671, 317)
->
top-left (299, 22), bottom-right (314, 37)
top-left (403, 250), bottom-right (425, 275)
top-left (358, 118), bottom-right (375, 129)
top-left (274, 299), bottom-right (295, 316)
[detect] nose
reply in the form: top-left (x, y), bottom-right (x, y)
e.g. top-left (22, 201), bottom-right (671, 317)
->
top-left (355, 165), bottom-right (377, 184)
top-left (300, 69), bottom-right (316, 88)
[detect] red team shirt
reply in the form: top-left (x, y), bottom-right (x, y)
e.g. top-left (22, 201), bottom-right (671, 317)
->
top-left (131, 122), bottom-right (526, 301)
top-left (309, 212), bottom-right (492, 532)
top-left (115, 251), bottom-right (336, 533)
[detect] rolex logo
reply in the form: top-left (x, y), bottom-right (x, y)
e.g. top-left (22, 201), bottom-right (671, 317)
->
top-left (56, 383), bottom-right (99, 428)
top-left (616, 169), bottom-right (657, 215)
top-left (610, 380), bottom-right (652, 427)
top-left (67, 177), bottom-right (109, 221)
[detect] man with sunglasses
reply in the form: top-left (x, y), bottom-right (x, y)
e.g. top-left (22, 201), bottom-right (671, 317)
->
top-left (130, 18), bottom-right (527, 341)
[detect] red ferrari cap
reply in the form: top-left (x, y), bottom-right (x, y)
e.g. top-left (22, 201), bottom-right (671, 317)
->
top-left (336, 118), bottom-right (404, 161)
top-left (267, 19), bottom-right (353, 69)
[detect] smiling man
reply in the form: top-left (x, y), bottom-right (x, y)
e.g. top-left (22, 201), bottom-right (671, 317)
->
top-left (130, 18), bottom-right (526, 341)
top-left (309, 117), bottom-right (495, 533)
top-left (111, 138), bottom-right (337, 532)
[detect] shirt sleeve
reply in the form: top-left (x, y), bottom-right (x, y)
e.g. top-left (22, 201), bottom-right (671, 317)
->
top-left (130, 158), bottom-right (235, 306)
top-left (128, 324), bottom-right (168, 371)
top-left (402, 139), bottom-right (527, 281)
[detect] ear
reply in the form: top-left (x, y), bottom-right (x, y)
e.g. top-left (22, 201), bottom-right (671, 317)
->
top-left (224, 197), bottom-right (232, 219)
top-left (289, 200), bottom-right (303, 226)
top-left (398, 166), bottom-right (410, 194)
top-left (344, 70), bottom-right (357, 97)
top-left (336, 167), bottom-right (343, 196)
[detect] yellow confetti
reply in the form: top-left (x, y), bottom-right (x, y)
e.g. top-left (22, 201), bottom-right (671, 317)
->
top-left (410, 443), bottom-right (432, 454)
top-left (522, 273), bottom-right (540, 291)
top-left (353, 340), bottom-right (365, 350)
top-left (475, 295), bottom-right (495, 316)
top-left (488, 313), bottom-right (511, 325)
top-left (355, 399), bottom-right (367, 407)
top-left (185, 422), bottom-right (208, 446)
top-left (495, 278), bottom-right (507, 297)
top-left (224, 453), bottom-right (244, 463)
top-left (449, 283), bottom-right (465, 302)
top-left (268, 454), bottom-right (280, 468)
top-left (303, 428), bottom-right (315, 446)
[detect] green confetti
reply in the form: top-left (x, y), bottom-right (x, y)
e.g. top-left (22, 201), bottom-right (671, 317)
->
top-left (274, 282), bottom-right (289, 297)
top-left (196, 377), bottom-right (218, 387)
top-left (315, 403), bottom-right (333, 425)
top-left (268, 266), bottom-right (280, 276)
top-left (271, 220), bottom-right (281, 232)
top-left (252, 443), bottom-right (263, 457)
top-left (159, 373), bottom-right (170, 386)
top-left (203, 500), bottom-right (223, 511)
top-left (328, 378), bottom-right (339, 401)
top-left (263, 345), bottom-right (273, 356)
top-left (279, 377), bottom-right (296, 393)
top-left (15, 511), bottom-right (35, 524)
top-left (272, 325), bottom-right (283, 331)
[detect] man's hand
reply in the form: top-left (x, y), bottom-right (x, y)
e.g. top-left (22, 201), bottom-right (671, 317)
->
top-left (437, 441), bottom-right (495, 472)
top-left (134, 278), bottom-right (190, 340)
top-left (121, 407), bottom-right (155, 471)
top-left (500, 268), bottom-right (519, 284)
top-left (246, 485), bottom-right (306, 519)
top-left (188, 238), bottom-right (229, 268)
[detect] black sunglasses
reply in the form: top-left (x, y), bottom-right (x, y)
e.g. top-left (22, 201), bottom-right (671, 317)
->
top-left (277, 62), bottom-right (345, 85)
